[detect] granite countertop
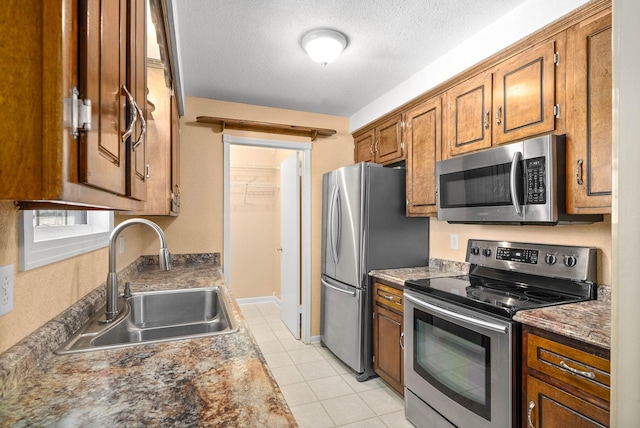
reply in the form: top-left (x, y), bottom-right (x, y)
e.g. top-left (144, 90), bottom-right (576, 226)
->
top-left (514, 294), bottom-right (611, 350)
top-left (0, 256), bottom-right (296, 427)
top-left (369, 258), bottom-right (469, 288)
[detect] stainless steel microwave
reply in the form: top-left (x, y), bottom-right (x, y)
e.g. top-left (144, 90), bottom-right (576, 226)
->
top-left (435, 135), bottom-right (602, 224)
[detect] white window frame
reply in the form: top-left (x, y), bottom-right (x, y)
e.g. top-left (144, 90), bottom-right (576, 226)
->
top-left (19, 210), bottom-right (114, 271)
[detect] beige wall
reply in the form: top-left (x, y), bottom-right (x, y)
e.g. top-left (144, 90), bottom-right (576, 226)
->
top-left (0, 204), bottom-right (142, 353)
top-left (430, 216), bottom-right (612, 286)
top-left (230, 146), bottom-right (280, 299)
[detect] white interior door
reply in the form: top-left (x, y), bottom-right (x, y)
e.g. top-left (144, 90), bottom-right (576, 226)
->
top-left (280, 153), bottom-right (300, 339)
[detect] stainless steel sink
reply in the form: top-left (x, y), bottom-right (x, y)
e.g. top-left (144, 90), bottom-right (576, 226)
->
top-left (56, 287), bottom-right (238, 354)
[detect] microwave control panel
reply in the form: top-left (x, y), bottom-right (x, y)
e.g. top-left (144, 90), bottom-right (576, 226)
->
top-left (526, 157), bottom-right (546, 204)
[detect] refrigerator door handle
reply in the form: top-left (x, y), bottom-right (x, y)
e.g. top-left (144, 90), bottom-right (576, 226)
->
top-left (322, 278), bottom-right (356, 296)
top-left (329, 184), bottom-right (341, 264)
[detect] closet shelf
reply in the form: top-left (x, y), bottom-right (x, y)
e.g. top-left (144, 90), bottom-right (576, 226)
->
top-left (196, 116), bottom-right (336, 141)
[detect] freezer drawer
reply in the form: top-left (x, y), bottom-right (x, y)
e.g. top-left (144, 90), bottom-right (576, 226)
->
top-left (320, 276), bottom-right (364, 373)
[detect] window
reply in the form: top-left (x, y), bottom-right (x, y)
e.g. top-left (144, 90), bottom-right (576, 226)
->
top-left (19, 210), bottom-right (114, 271)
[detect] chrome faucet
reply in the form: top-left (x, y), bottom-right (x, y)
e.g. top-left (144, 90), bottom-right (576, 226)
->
top-left (103, 218), bottom-right (172, 322)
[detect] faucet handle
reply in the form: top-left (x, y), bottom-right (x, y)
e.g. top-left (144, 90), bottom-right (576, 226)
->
top-left (123, 282), bottom-right (132, 298)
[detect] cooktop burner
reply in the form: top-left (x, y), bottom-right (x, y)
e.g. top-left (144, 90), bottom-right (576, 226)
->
top-left (404, 240), bottom-right (598, 318)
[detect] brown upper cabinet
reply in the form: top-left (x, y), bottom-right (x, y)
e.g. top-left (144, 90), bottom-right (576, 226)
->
top-left (445, 72), bottom-right (493, 158)
top-left (354, 115), bottom-right (405, 165)
top-left (565, 10), bottom-right (612, 214)
top-left (445, 38), bottom-right (562, 158)
top-left (1, 0), bottom-right (147, 210)
top-left (405, 97), bottom-right (442, 216)
top-left (78, 0), bottom-right (147, 202)
top-left (0, 0), bottom-right (182, 212)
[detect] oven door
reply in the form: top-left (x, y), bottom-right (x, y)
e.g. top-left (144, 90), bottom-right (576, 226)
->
top-left (404, 289), bottom-right (517, 428)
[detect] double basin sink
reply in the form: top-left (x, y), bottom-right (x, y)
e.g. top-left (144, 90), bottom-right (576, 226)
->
top-left (57, 286), bottom-right (238, 354)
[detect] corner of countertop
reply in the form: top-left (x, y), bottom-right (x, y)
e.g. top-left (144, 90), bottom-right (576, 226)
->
top-left (0, 253), bottom-right (220, 398)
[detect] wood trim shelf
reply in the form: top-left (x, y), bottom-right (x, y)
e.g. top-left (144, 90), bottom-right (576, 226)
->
top-left (196, 116), bottom-right (336, 141)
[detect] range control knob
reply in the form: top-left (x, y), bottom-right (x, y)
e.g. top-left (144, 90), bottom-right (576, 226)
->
top-left (563, 255), bottom-right (577, 267)
top-left (545, 254), bottom-right (557, 265)
top-left (470, 247), bottom-right (480, 255)
top-left (482, 248), bottom-right (492, 257)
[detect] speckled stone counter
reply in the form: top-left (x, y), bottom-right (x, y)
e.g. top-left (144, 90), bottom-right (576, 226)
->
top-left (514, 285), bottom-right (612, 350)
top-left (369, 258), bottom-right (469, 288)
top-left (0, 255), bottom-right (296, 427)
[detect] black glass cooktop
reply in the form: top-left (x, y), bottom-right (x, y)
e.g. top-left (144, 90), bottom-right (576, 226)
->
top-left (404, 271), bottom-right (595, 319)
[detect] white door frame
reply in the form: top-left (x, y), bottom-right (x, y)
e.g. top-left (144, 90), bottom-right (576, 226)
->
top-left (223, 134), bottom-right (312, 343)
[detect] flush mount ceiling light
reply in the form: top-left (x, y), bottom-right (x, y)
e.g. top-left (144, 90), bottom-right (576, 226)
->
top-left (301, 29), bottom-right (347, 67)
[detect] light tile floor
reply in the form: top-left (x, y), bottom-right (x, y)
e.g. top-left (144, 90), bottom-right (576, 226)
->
top-left (239, 302), bottom-right (415, 428)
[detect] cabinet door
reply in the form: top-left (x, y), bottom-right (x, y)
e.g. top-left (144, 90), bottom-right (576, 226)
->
top-left (406, 97), bottom-right (441, 216)
top-left (127, 0), bottom-right (148, 201)
top-left (373, 303), bottom-right (403, 395)
top-left (375, 115), bottom-right (404, 165)
top-left (78, 0), bottom-right (127, 195)
top-left (354, 130), bottom-right (374, 163)
top-left (493, 40), bottom-right (558, 145)
top-left (170, 95), bottom-right (181, 214)
top-left (445, 72), bottom-right (492, 157)
top-left (566, 11), bottom-right (612, 214)
top-left (526, 376), bottom-right (609, 427)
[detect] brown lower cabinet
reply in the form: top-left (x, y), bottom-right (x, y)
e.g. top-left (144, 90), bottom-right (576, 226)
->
top-left (523, 326), bottom-right (610, 427)
top-left (372, 281), bottom-right (404, 396)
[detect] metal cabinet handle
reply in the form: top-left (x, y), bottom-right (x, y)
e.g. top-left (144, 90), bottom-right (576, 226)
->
top-left (121, 85), bottom-right (138, 144)
top-left (576, 159), bottom-right (584, 185)
top-left (131, 96), bottom-right (146, 151)
top-left (374, 136), bottom-right (380, 154)
top-left (560, 360), bottom-right (596, 379)
top-left (400, 332), bottom-right (405, 350)
top-left (484, 110), bottom-right (490, 129)
top-left (495, 105), bottom-right (502, 125)
top-left (527, 401), bottom-right (535, 428)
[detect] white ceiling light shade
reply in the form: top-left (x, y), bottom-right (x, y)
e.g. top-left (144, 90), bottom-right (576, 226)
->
top-left (301, 29), bottom-right (347, 66)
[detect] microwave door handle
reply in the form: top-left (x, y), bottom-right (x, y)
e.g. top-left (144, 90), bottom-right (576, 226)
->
top-left (509, 151), bottom-right (523, 215)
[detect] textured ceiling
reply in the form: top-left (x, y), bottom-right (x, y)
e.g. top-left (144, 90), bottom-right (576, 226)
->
top-left (175, 0), bottom-right (529, 117)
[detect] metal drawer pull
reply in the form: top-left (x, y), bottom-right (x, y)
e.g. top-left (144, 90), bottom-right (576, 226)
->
top-left (527, 401), bottom-right (535, 428)
top-left (379, 293), bottom-right (400, 303)
top-left (560, 360), bottom-right (596, 379)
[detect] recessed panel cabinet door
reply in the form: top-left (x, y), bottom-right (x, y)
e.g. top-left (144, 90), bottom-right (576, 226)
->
top-left (354, 130), bottom-right (374, 163)
top-left (493, 40), bottom-right (557, 145)
top-left (566, 11), bottom-right (612, 214)
top-left (375, 115), bottom-right (404, 165)
top-left (127, 0), bottom-right (147, 201)
top-left (78, 0), bottom-right (127, 196)
top-left (406, 97), bottom-right (441, 216)
top-left (445, 72), bottom-right (492, 158)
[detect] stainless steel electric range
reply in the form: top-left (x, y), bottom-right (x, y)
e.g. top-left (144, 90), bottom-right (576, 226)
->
top-left (403, 240), bottom-right (597, 428)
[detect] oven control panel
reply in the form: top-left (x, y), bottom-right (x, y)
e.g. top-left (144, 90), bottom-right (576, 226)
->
top-left (466, 239), bottom-right (597, 282)
top-left (496, 247), bottom-right (538, 264)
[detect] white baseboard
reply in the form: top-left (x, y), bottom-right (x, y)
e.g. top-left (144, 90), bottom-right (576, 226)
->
top-left (235, 295), bottom-right (281, 308)
top-left (309, 335), bottom-right (321, 343)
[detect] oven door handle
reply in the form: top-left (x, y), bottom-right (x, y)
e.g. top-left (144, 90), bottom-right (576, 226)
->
top-left (405, 293), bottom-right (508, 334)
top-left (509, 151), bottom-right (523, 216)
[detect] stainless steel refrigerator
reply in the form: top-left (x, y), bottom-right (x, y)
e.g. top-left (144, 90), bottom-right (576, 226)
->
top-left (321, 163), bottom-right (429, 381)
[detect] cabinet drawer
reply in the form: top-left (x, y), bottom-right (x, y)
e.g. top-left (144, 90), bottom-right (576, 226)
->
top-left (526, 333), bottom-right (610, 403)
top-left (374, 282), bottom-right (403, 313)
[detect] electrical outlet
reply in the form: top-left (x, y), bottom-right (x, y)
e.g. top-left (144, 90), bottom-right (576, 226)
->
top-left (119, 236), bottom-right (125, 255)
top-left (0, 264), bottom-right (14, 317)
top-left (450, 234), bottom-right (459, 250)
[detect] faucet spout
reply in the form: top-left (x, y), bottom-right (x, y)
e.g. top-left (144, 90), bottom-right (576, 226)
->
top-left (103, 218), bottom-right (172, 322)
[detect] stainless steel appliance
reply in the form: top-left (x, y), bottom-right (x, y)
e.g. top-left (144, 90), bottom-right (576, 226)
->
top-left (321, 163), bottom-right (429, 381)
top-left (404, 239), bottom-right (597, 428)
top-left (435, 134), bottom-right (602, 224)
